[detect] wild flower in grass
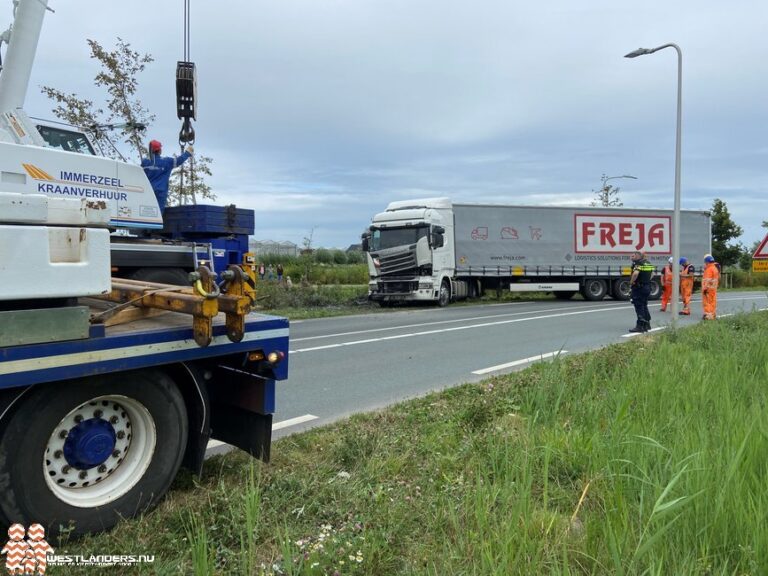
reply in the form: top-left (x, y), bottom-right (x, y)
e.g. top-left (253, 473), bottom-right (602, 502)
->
top-left (286, 520), bottom-right (366, 574)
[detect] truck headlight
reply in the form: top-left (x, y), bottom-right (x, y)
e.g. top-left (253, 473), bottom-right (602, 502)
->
top-left (419, 282), bottom-right (433, 289)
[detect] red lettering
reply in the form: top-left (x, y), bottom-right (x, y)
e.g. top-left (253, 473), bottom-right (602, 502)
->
top-left (582, 222), bottom-right (595, 247)
top-left (648, 223), bottom-right (664, 247)
top-left (599, 223), bottom-right (616, 247)
top-left (635, 222), bottom-right (645, 250)
top-left (619, 222), bottom-right (632, 245)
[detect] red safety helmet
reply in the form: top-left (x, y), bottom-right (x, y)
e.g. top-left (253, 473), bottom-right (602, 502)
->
top-left (149, 140), bottom-right (162, 154)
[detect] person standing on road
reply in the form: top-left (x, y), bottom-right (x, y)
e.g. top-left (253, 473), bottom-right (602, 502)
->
top-left (678, 257), bottom-right (695, 315)
top-left (660, 256), bottom-right (674, 312)
top-left (629, 250), bottom-right (654, 333)
top-left (702, 254), bottom-right (720, 320)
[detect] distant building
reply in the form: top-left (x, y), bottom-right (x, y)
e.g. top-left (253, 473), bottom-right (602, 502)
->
top-left (346, 243), bottom-right (362, 252)
top-left (249, 239), bottom-right (299, 258)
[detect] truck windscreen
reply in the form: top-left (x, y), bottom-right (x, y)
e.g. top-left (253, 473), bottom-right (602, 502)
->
top-left (36, 125), bottom-right (97, 155)
top-left (371, 227), bottom-right (427, 251)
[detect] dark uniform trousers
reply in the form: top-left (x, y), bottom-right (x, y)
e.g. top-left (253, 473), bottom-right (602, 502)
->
top-left (631, 282), bottom-right (651, 325)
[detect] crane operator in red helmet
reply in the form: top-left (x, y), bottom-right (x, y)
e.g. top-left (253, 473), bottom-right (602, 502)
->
top-left (141, 140), bottom-right (194, 213)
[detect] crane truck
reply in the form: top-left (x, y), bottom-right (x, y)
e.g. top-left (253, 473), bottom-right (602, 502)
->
top-left (362, 197), bottom-right (712, 306)
top-left (0, 0), bottom-right (289, 536)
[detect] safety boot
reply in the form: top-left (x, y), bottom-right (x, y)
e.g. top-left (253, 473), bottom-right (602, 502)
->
top-left (628, 323), bottom-right (644, 333)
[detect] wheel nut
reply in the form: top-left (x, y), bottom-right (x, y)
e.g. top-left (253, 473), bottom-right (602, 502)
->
top-left (94, 410), bottom-right (103, 418)
top-left (74, 415), bottom-right (83, 423)
top-left (112, 449), bottom-right (121, 458)
top-left (54, 450), bottom-right (63, 459)
top-left (59, 430), bottom-right (68, 439)
top-left (110, 416), bottom-right (119, 424)
top-left (78, 471), bottom-right (87, 480)
top-left (116, 431), bottom-right (126, 440)
top-left (62, 465), bottom-right (71, 474)
top-left (98, 465), bottom-right (107, 473)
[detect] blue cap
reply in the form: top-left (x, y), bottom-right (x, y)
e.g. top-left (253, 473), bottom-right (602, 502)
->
top-left (704, 255), bottom-right (715, 263)
top-left (679, 257), bottom-right (688, 265)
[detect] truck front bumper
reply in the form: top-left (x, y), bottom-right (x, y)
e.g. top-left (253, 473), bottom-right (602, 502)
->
top-left (368, 278), bottom-right (436, 302)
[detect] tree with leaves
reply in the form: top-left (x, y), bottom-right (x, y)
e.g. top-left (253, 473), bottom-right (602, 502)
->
top-left (710, 198), bottom-right (743, 267)
top-left (168, 153), bottom-right (215, 205)
top-left (41, 38), bottom-right (154, 159)
top-left (41, 38), bottom-right (215, 205)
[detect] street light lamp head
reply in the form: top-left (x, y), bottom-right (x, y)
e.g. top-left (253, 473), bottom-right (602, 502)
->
top-left (625, 48), bottom-right (652, 58)
top-left (621, 175), bottom-right (638, 179)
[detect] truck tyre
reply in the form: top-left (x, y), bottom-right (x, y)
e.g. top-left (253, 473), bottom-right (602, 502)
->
top-left (612, 278), bottom-right (632, 301)
top-left (648, 278), bottom-right (662, 300)
top-left (0, 370), bottom-right (188, 536)
top-left (468, 280), bottom-right (481, 299)
top-left (554, 291), bottom-right (576, 300)
top-left (581, 278), bottom-right (607, 301)
top-left (132, 267), bottom-right (190, 286)
top-left (438, 280), bottom-right (451, 307)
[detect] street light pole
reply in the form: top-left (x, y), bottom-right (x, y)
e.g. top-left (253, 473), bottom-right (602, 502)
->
top-left (598, 174), bottom-right (637, 206)
top-left (625, 44), bottom-right (682, 323)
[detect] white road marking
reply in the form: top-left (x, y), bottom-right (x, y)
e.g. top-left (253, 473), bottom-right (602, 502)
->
top-left (206, 414), bottom-right (318, 450)
top-left (290, 295), bottom-right (766, 351)
top-left (621, 327), bottom-right (667, 338)
top-left (272, 413), bottom-right (319, 430)
top-left (291, 304), bottom-right (626, 353)
top-left (290, 302), bottom-right (621, 344)
top-left (471, 351), bottom-right (568, 375)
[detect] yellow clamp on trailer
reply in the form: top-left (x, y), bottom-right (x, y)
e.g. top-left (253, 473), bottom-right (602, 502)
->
top-left (95, 265), bottom-right (257, 347)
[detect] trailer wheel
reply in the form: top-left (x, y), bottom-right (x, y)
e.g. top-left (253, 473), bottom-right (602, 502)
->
top-left (438, 280), bottom-right (451, 307)
top-left (612, 278), bottom-right (632, 301)
top-left (648, 278), bottom-right (662, 300)
top-left (581, 278), bottom-right (607, 301)
top-left (132, 267), bottom-right (190, 286)
top-left (0, 370), bottom-right (187, 536)
top-left (468, 280), bottom-right (482, 299)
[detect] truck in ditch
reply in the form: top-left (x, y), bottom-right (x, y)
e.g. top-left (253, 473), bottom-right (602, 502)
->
top-left (362, 197), bottom-right (711, 306)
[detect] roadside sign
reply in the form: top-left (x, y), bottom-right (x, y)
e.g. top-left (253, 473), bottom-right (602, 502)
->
top-left (753, 233), bottom-right (768, 259)
top-left (752, 260), bottom-right (768, 273)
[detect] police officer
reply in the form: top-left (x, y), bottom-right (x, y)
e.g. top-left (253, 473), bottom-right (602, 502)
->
top-left (629, 250), bottom-right (654, 333)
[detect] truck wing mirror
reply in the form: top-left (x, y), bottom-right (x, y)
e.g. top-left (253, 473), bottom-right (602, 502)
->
top-left (361, 232), bottom-right (370, 252)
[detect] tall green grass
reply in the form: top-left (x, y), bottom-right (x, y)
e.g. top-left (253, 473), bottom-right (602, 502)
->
top-left (67, 313), bottom-right (768, 575)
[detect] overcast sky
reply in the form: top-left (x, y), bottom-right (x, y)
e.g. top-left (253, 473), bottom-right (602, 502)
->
top-left (19, 0), bottom-right (768, 250)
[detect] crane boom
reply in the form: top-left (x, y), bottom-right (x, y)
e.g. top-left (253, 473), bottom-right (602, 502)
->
top-left (0, 0), bottom-right (48, 114)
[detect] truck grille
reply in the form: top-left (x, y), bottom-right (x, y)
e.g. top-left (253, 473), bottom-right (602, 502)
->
top-left (377, 251), bottom-right (417, 276)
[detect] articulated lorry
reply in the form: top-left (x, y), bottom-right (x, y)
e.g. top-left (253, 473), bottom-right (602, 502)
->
top-left (362, 197), bottom-right (711, 306)
top-left (0, 0), bottom-right (289, 536)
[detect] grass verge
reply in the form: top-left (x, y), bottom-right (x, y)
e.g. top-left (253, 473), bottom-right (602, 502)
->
top-left (64, 312), bottom-right (768, 575)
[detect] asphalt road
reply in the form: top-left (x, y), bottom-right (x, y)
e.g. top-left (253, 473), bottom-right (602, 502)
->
top-left (271, 291), bottom-right (768, 438)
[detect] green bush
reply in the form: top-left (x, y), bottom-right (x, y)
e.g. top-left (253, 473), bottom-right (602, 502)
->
top-left (728, 270), bottom-right (768, 288)
top-left (255, 282), bottom-right (367, 310)
top-left (315, 248), bottom-right (333, 264)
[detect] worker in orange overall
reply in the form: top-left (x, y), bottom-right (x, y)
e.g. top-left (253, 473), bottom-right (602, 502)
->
top-left (678, 257), bottom-right (695, 315)
top-left (701, 254), bottom-right (720, 320)
top-left (660, 256), bottom-right (674, 311)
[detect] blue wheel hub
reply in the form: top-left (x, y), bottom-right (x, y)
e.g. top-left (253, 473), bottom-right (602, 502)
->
top-left (63, 418), bottom-right (117, 470)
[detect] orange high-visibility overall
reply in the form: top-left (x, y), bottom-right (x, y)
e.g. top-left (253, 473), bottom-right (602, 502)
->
top-left (702, 262), bottom-right (720, 319)
top-left (660, 263), bottom-right (673, 311)
top-left (679, 263), bottom-right (694, 314)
